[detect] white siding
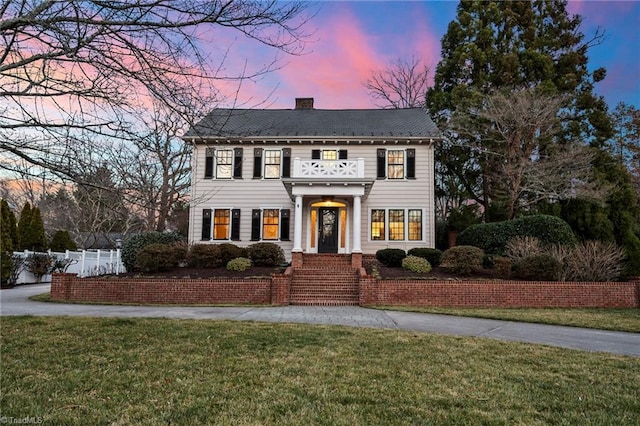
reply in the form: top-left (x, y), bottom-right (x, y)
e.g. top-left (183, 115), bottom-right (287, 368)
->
top-left (188, 142), bottom-right (436, 255)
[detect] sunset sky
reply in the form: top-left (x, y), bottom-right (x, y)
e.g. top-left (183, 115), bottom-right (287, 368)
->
top-left (220, 0), bottom-right (640, 111)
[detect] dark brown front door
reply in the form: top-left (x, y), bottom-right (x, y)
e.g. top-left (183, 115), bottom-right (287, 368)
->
top-left (318, 208), bottom-right (339, 253)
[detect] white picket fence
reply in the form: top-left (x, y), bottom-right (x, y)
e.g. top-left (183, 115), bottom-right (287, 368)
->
top-left (11, 249), bottom-right (125, 284)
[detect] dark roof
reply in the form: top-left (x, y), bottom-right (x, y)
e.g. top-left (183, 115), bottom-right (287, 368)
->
top-left (184, 108), bottom-right (441, 139)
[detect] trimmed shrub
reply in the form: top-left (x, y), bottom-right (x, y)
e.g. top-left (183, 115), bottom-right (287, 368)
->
top-left (407, 247), bottom-right (442, 267)
top-left (227, 257), bottom-right (252, 272)
top-left (492, 256), bottom-right (512, 279)
top-left (49, 230), bottom-right (77, 252)
top-left (457, 215), bottom-right (577, 255)
top-left (247, 243), bottom-right (285, 267)
top-left (375, 248), bottom-right (407, 267)
top-left (512, 254), bottom-right (562, 281)
top-left (402, 255), bottom-right (432, 273)
top-left (218, 243), bottom-right (247, 265)
top-left (122, 231), bottom-right (183, 271)
top-left (440, 245), bottom-right (484, 276)
top-left (187, 244), bottom-right (223, 269)
top-left (135, 243), bottom-right (186, 273)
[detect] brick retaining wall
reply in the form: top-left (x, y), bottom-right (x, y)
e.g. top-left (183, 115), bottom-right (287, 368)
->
top-left (369, 279), bottom-right (640, 308)
top-left (51, 273), bottom-right (274, 305)
top-left (51, 273), bottom-right (640, 308)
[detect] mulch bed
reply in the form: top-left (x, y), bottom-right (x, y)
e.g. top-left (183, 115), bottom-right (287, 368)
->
top-left (111, 266), bottom-right (286, 279)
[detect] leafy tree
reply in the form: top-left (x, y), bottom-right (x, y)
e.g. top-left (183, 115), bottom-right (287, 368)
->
top-left (427, 0), bottom-right (611, 221)
top-left (607, 103), bottom-right (640, 201)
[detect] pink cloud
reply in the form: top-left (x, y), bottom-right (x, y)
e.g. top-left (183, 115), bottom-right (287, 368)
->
top-left (270, 6), bottom-right (385, 109)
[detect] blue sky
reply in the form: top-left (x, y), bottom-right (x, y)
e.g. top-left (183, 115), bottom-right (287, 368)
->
top-left (225, 0), bottom-right (640, 110)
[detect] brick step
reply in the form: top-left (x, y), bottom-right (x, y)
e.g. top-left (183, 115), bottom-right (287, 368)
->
top-left (289, 300), bottom-right (359, 306)
top-left (301, 255), bottom-right (353, 268)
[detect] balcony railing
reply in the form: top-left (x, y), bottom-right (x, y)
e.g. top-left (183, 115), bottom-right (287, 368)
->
top-left (292, 158), bottom-right (365, 179)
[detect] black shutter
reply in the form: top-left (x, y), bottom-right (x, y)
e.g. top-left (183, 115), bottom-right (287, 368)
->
top-left (280, 209), bottom-right (290, 241)
top-left (251, 209), bottom-right (261, 241)
top-left (233, 148), bottom-right (243, 178)
top-left (377, 149), bottom-right (386, 179)
top-left (204, 148), bottom-right (214, 178)
top-left (406, 148), bottom-right (416, 179)
top-left (311, 149), bottom-right (321, 160)
top-left (231, 209), bottom-right (241, 241)
top-left (282, 148), bottom-right (291, 178)
top-left (338, 149), bottom-right (348, 160)
top-left (253, 148), bottom-right (263, 178)
top-left (201, 209), bottom-right (212, 240)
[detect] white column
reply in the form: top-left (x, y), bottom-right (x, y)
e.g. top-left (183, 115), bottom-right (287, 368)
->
top-left (293, 195), bottom-right (303, 252)
top-left (352, 195), bottom-right (362, 253)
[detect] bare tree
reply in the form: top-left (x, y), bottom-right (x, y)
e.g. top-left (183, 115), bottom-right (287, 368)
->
top-left (451, 88), bottom-right (609, 218)
top-left (364, 56), bottom-right (430, 109)
top-left (1, 0), bottom-right (311, 182)
top-left (109, 103), bottom-right (193, 232)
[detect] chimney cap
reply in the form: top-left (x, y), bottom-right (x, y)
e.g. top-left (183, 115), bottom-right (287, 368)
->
top-left (295, 97), bottom-right (314, 109)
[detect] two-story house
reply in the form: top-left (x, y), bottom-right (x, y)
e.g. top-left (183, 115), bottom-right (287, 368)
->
top-left (184, 98), bottom-right (442, 269)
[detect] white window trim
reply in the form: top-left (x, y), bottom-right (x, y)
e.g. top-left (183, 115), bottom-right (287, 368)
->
top-left (386, 149), bottom-right (407, 180)
top-left (263, 149), bottom-right (283, 179)
top-left (209, 207), bottom-right (235, 241)
top-left (258, 206), bottom-right (284, 241)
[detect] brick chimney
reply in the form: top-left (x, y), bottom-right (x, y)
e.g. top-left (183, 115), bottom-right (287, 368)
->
top-left (295, 97), bottom-right (314, 109)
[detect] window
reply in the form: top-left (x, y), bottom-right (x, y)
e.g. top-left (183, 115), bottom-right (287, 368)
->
top-left (202, 208), bottom-right (240, 241)
top-left (250, 208), bottom-right (290, 241)
top-left (389, 209), bottom-right (404, 240)
top-left (216, 150), bottom-right (233, 179)
top-left (205, 148), bottom-right (242, 179)
top-left (262, 209), bottom-right (279, 239)
top-left (371, 209), bottom-right (385, 241)
top-left (264, 150), bottom-right (281, 178)
top-left (377, 148), bottom-right (415, 179)
top-left (370, 208), bottom-right (424, 242)
top-left (387, 150), bottom-right (404, 179)
top-left (213, 209), bottom-right (230, 239)
top-left (408, 209), bottom-right (422, 241)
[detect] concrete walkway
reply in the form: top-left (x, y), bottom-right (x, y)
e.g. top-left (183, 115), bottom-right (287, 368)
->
top-left (2, 284), bottom-right (639, 357)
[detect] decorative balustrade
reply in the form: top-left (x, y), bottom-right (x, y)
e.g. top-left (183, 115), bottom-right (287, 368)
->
top-left (292, 158), bottom-right (365, 179)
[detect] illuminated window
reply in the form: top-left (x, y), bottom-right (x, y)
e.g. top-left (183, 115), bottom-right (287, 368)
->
top-left (387, 150), bottom-right (404, 179)
top-left (213, 209), bottom-right (230, 239)
top-left (310, 210), bottom-right (317, 247)
top-left (264, 150), bottom-right (281, 178)
top-left (340, 209), bottom-right (347, 248)
top-left (389, 209), bottom-right (405, 240)
top-left (262, 209), bottom-right (279, 240)
top-left (322, 150), bottom-right (337, 160)
top-left (408, 209), bottom-right (422, 241)
top-left (371, 209), bottom-right (385, 240)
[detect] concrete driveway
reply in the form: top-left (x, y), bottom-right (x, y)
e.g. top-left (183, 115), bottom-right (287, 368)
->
top-left (2, 283), bottom-right (639, 357)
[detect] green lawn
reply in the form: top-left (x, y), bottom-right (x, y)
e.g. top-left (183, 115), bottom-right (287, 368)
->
top-left (1, 317), bottom-right (638, 425)
top-left (375, 307), bottom-right (640, 333)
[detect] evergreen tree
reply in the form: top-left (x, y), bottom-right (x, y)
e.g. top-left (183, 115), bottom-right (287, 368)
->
top-left (28, 207), bottom-right (48, 252)
top-left (17, 202), bottom-right (32, 251)
top-left (427, 0), bottom-right (611, 221)
top-left (17, 203), bottom-right (48, 251)
top-left (1, 199), bottom-right (16, 253)
top-left (49, 230), bottom-right (78, 252)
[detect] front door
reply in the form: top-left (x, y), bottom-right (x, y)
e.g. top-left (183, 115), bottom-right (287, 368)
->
top-left (318, 207), bottom-right (339, 253)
